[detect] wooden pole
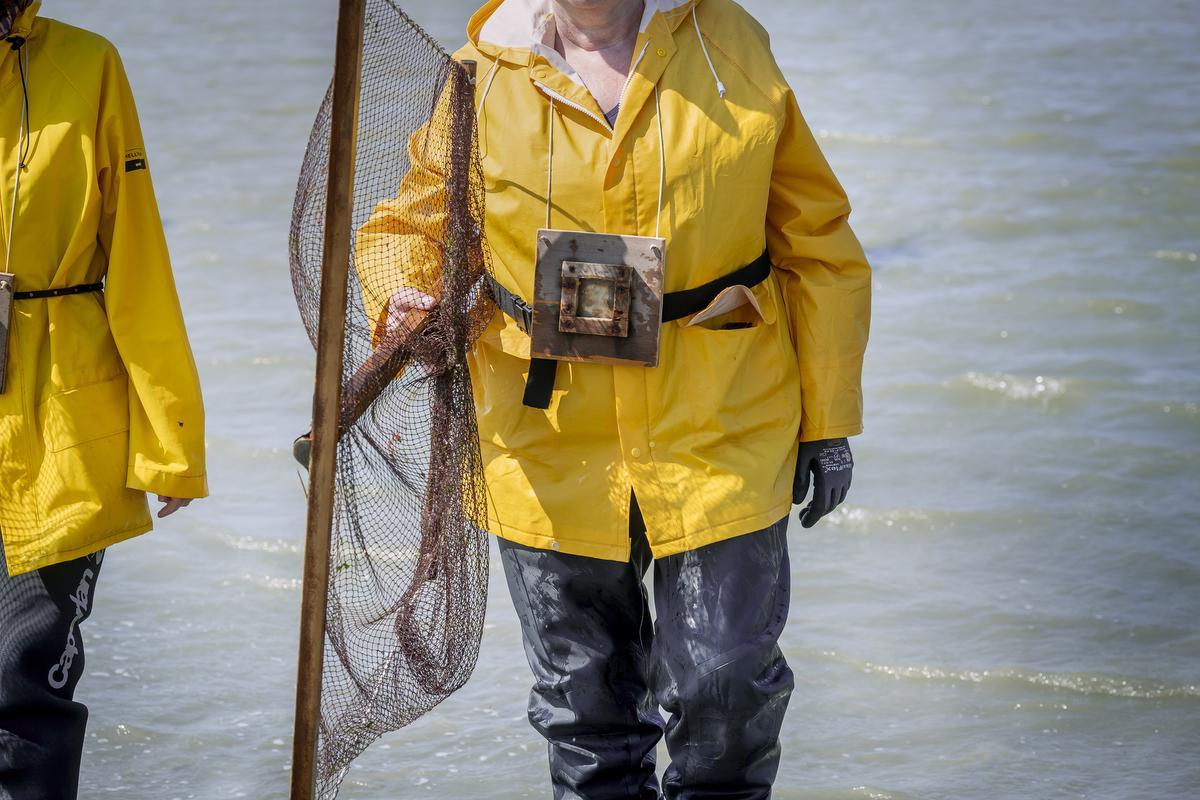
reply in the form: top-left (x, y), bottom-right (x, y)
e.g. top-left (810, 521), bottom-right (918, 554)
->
top-left (289, 0), bottom-right (365, 797)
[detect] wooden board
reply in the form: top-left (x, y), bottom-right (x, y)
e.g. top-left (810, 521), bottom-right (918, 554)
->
top-left (531, 229), bottom-right (665, 367)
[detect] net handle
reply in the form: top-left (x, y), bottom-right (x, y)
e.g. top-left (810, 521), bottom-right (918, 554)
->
top-left (290, 1), bottom-right (366, 797)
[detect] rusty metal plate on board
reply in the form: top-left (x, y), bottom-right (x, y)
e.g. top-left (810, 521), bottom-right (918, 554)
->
top-left (558, 261), bottom-right (633, 337)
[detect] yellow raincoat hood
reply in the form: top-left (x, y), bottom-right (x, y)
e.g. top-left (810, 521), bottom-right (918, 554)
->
top-left (0, 5), bottom-right (207, 574)
top-left (361, 0), bottom-right (870, 561)
top-left (4, 2), bottom-right (39, 41)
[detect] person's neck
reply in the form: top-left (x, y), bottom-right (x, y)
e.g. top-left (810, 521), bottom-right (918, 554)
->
top-left (551, 1), bottom-right (643, 52)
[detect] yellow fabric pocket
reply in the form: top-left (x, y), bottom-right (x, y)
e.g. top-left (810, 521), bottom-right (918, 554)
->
top-left (40, 376), bottom-right (130, 453)
top-left (684, 283), bottom-right (776, 330)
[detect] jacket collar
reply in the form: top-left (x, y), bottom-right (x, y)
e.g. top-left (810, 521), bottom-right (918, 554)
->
top-left (470, 0), bottom-right (699, 140)
top-left (469, 0), bottom-right (699, 72)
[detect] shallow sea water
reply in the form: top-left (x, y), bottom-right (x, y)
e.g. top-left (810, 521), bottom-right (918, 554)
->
top-left (44, 0), bottom-right (1200, 797)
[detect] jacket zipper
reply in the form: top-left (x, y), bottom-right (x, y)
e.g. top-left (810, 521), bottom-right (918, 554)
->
top-left (534, 39), bottom-right (653, 130)
top-left (617, 42), bottom-right (652, 108)
top-left (532, 80), bottom-right (607, 128)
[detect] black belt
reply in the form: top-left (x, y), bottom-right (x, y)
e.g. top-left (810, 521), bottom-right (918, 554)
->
top-left (489, 251), bottom-right (772, 409)
top-left (13, 282), bottom-right (104, 300)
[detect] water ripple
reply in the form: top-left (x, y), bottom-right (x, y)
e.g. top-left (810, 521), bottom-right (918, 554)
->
top-left (1153, 249), bottom-right (1198, 263)
top-left (816, 129), bottom-right (934, 147)
top-left (828, 651), bottom-right (1200, 700)
top-left (849, 789), bottom-right (919, 800)
top-left (958, 371), bottom-right (1068, 401)
top-left (824, 507), bottom-right (933, 533)
top-left (241, 574), bottom-right (303, 591)
top-left (218, 533), bottom-right (301, 555)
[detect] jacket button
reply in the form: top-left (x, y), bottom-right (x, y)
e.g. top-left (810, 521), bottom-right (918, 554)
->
top-left (550, 541), bottom-right (561, 550)
top-left (631, 447), bottom-right (643, 458)
top-left (656, 48), bottom-right (667, 57)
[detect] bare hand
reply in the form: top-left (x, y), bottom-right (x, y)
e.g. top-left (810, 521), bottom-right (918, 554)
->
top-left (383, 287), bottom-right (437, 336)
top-left (156, 496), bottom-right (193, 518)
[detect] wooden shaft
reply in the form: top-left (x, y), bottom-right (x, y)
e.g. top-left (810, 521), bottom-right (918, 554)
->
top-left (289, 0), bottom-right (365, 797)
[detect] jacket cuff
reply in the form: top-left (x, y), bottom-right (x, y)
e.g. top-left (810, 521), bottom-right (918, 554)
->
top-left (799, 423), bottom-right (863, 442)
top-left (127, 464), bottom-right (209, 499)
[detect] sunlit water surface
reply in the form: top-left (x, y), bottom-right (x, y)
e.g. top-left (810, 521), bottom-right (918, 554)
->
top-left (45, 0), bottom-right (1200, 797)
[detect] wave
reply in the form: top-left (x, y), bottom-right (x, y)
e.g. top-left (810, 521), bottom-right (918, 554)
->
top-left (816, 506), bottom-right (1017, 535)
top-left (815, 129), bottom-right (933, 148)
top-left (1153, 249), bottom-right (1198, 263)
top-left (849, 789), bottom-right (919, 800)
top-left (241, 573), bottom-right (303, 591)
top-left (218, 533), bottom-right (302, 555)
top-left (956, 371), bottom-right (1068, 401)
top-left (771, 788), bottom-right (919, 800)
top-left (1158, 402), bottom-right (1200, 417)
top-left (822, 506), bottom-right (934, 533)
top-left (825, 651), bottom-right (1200, 700)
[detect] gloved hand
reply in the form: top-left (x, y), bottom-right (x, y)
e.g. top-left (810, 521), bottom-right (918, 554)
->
top-left (793, 438), bottom-right (853, 528)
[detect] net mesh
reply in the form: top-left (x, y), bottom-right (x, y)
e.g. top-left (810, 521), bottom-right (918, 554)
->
top-left (289, 3), bottom-right (492, 796)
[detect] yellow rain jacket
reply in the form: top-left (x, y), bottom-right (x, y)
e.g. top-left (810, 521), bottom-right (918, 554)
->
top-left (0, 3), bottom-right (207, 575)
top-left (362, 0), bottom-right (870, 562)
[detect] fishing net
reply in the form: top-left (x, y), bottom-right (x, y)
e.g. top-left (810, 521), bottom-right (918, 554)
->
top-left (289, 2), bottom-right (492, 796)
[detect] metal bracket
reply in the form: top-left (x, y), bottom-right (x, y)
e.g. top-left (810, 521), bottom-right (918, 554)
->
top-left (558, 261), bottom-right (632, 337)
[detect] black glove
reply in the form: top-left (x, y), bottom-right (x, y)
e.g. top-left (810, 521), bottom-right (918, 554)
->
top-left (793, 438), bottom-right (853, 528)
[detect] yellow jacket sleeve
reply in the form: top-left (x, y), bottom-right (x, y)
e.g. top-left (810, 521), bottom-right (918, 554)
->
top-left (767, 88), bottom-right (872, 441)
top-left (95, 49), bottom-right (208, 498)
top-left (355, 77), bottom-right (457, 341)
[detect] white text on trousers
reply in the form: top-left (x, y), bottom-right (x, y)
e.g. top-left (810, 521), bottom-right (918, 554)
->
top-left (47, 567), bottom-right (95, 690)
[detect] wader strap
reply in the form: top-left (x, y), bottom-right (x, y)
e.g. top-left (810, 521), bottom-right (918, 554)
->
top-left (485, 275), bottom-right (532, 334)
top-left (490, 252), bottom-right (772, 409)
top-left (484, 275), bottom-right (558, 407)
top-left (523, 357), bottom-right (558, 409)
top-left (14, 282), bottom-right (104, 300)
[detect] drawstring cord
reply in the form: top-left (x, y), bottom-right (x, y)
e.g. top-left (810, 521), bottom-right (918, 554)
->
top-left (475, 57), bottom-right (500, 118)
top-left (540, 2), bottom-right (729, 236)
top-left (654, 85), bottom-right (664, 240)
top-left (692, 4), bottom-right (725, 99)
top-left (545, 90), bottom-right (666, 239)
top-left (3, 35), bottom-right (30, 273)
top-left (545, 99), bottom-right (554, 229)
